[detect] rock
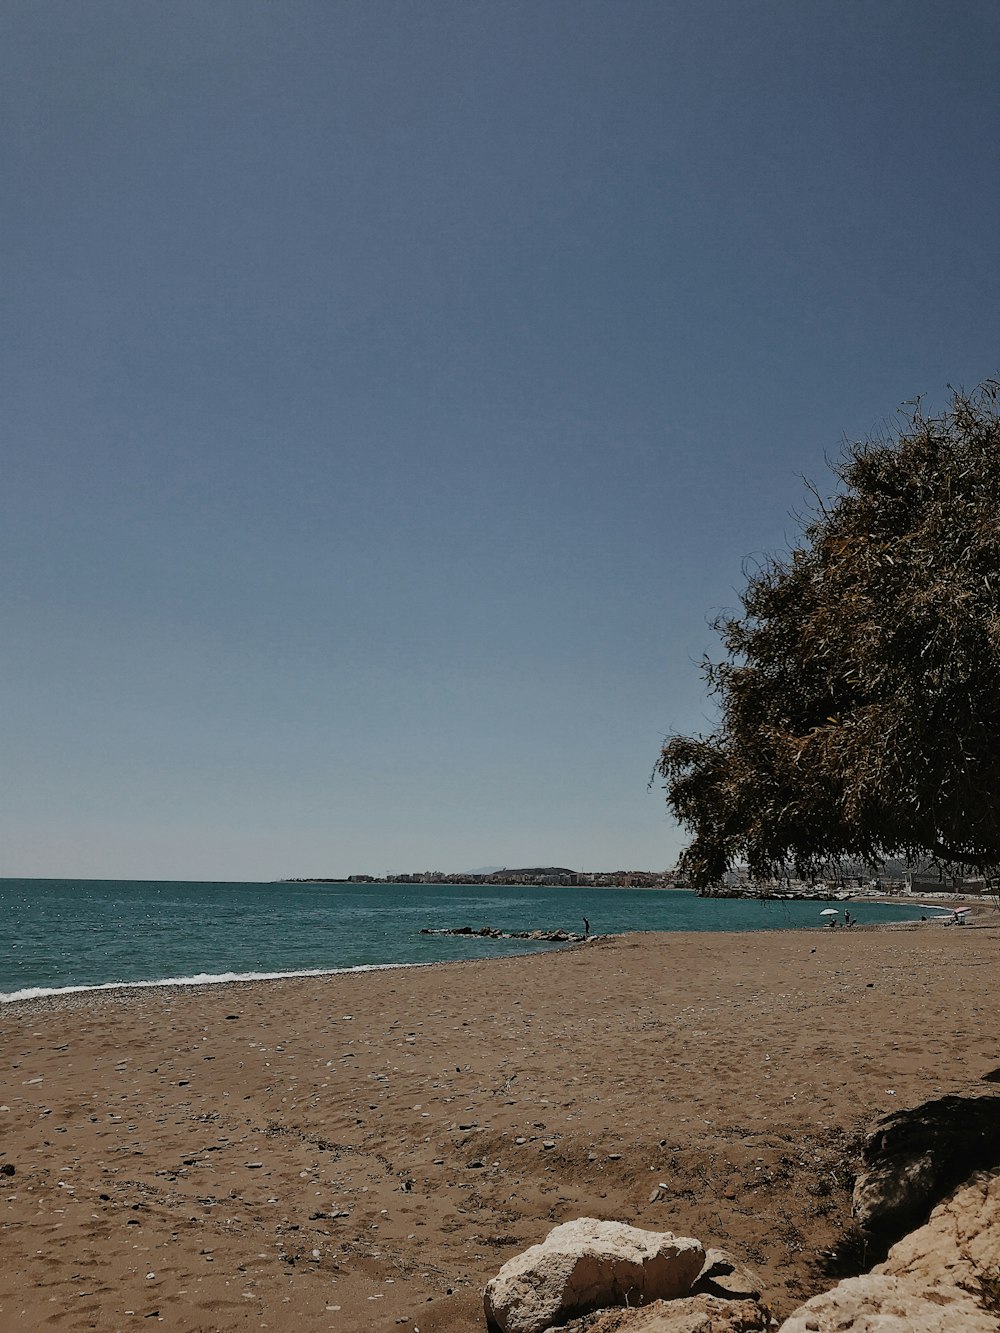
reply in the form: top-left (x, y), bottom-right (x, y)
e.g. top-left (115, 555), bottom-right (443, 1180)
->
top-left (551, 1295), bottom-right (774, 1331)
top-left (778, 1273), bottom-right (993, 1332)
top-left (878, 1169), bottom-right (1000, 1310)
top-left (852, 1094), bottom-right (1000, 1244)
top-left (780, 1169), bottom-right (1000, 1332)
top-left (690, 1248), bottom-right (762, 1301)
top-left (423, 925), bottom-right (582, 942)
top-left (0, 1163), bottom-right (15, 1177)
top-left (483, 1218), bottom-right (705, 1333)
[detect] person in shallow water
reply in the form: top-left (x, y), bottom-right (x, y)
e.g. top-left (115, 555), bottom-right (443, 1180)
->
top-left (583, 917), bottom-right (589, 936)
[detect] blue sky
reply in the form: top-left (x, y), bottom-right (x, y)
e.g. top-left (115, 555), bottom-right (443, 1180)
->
top-left (2, 0), bottom-right (997, 880)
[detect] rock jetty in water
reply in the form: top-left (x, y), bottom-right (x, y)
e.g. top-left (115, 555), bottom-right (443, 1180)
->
top-left (420, 925), bottom-right (588, 943)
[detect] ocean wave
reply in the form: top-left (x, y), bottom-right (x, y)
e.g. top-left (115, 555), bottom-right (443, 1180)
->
top-left (0, 961), bottom-right (432, 1005)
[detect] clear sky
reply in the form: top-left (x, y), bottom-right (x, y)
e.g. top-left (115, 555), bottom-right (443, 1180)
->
top-left (2, 1), bottom-right (998, 880)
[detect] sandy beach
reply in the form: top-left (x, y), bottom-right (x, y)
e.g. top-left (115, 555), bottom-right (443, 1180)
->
top-left (2, 920), bottom-right (999, 1331)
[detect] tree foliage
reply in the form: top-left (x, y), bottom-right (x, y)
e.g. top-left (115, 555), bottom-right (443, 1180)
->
top-left (657, 381), bottom-right (1000, 888)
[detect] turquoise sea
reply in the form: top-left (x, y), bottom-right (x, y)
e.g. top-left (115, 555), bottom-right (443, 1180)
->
top-left (0, 878), bottom-right (922, 1003)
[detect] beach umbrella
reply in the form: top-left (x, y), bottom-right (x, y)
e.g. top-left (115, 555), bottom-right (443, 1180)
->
top-left (819, 908), bottom-right (839, 917)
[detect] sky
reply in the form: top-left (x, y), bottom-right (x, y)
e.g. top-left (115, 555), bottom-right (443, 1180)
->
top-left (2, 1), bottom-right (998, 881)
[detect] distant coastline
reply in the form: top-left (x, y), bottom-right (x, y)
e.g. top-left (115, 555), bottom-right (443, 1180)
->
top-left (281, 866), bottom-right (679, 889)
top-left (280, 865), bottom-right (1000, 905)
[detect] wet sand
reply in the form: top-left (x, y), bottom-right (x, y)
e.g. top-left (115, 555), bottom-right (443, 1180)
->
top-left (2, 921), bottom-right (999, 1331)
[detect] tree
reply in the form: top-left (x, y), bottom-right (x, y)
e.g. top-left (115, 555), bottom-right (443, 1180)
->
top-left (656, 381), bottom-right (1000, 889)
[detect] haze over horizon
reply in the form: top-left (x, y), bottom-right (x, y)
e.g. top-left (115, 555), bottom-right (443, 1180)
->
top-left (2, 1), bottom-right (998, 881)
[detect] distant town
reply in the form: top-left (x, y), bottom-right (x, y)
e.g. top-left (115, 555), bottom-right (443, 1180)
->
top-left (282, 866), bottom-right (677, 888)
top-left (281, 862), bottom-right (998, 896)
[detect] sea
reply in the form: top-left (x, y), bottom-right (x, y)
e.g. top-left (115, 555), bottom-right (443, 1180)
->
top-left (0, 878), bottom-right (923, 1004)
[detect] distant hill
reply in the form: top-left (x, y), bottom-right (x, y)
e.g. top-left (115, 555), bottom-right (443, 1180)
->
top-left (466, 867), bottom-right (576, 877)
top-left (503, 867), bottom-right (576, 876)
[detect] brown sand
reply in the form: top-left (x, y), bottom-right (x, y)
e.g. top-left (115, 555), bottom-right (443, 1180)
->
top-left (2, 922), bottom-right (999, 1331)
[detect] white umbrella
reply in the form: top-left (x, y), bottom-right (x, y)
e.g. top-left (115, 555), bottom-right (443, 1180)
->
top-left (819, 908), bottom-right (839, 917)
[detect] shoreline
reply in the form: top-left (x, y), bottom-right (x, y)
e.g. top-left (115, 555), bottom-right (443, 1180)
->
top-left (0, 959), bottom-right (440, 1009)
top-left (0, 943), bottom-right (607, 1009)
top-left (0, 912), bottom-right (976, 1013)
top-left (5, 926), bottom-right (1000, 1331)
top-left (3, 900), bottom-right (951, 1008)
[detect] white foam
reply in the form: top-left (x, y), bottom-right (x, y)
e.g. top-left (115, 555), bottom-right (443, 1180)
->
top-left (0, 961), bottom-right (433, 1005)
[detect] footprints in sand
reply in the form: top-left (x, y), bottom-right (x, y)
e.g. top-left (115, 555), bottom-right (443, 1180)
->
top-left (3, 934), bottom-right (998, 1328)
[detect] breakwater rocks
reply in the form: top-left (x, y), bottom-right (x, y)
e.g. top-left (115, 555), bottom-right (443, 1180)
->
top-left (421, 926), bottom-right (588, 943)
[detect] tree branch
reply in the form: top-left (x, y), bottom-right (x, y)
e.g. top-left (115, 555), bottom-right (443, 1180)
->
top-left (929, 841), bottom-right (985, 868)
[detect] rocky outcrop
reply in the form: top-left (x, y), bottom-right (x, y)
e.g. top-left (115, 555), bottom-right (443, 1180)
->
top-left (483, 1218), bottom-right (705, 1333)
top-left (852, 1094), bottom-right (1000, 1245)
top-left (550, 1295), bottom-right (774, 1331)
top-left (778, 1273), bottom-right (993, 1332)
top-left (487, 1147), bottom-right (1000, 1331)
top-left (422, 926), bottom-right (586, 942)
top-left (878, 1169), bottom-right (1000, 1313)
top-left (780, 1169), bottom-right (1000, 1331)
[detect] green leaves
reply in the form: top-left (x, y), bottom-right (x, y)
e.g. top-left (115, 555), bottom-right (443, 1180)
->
top-left (658, 381), bottom-right (1000, 887)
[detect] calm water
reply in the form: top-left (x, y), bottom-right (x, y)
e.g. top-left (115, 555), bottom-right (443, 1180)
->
top-left (0, 878), bottom-right (922, 1002)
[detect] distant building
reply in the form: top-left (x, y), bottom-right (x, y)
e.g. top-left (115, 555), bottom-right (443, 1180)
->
top-left (905, 867), bottom-right (965, 894)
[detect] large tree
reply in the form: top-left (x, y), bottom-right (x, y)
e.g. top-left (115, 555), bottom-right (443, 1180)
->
top-left (657, 381), bottom-right (1000, 888)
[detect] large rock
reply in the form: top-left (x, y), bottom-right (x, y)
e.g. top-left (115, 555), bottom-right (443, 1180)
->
top-left (551, 1295), bottom-right (774, 1331)
top-left (780, 1170), bottom-right (1000, 1331)
top-left (852, 1094), bottom-right (1000, 1244)
top-left (777, 1272), bottom-right (993, 1332)
top-left (879, 1169), bottom-right (1000, 1311)
top-left (483, 1218), bottom-right (705, 1333)
top-left (690, 1248), bottom-right (763, 1301)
